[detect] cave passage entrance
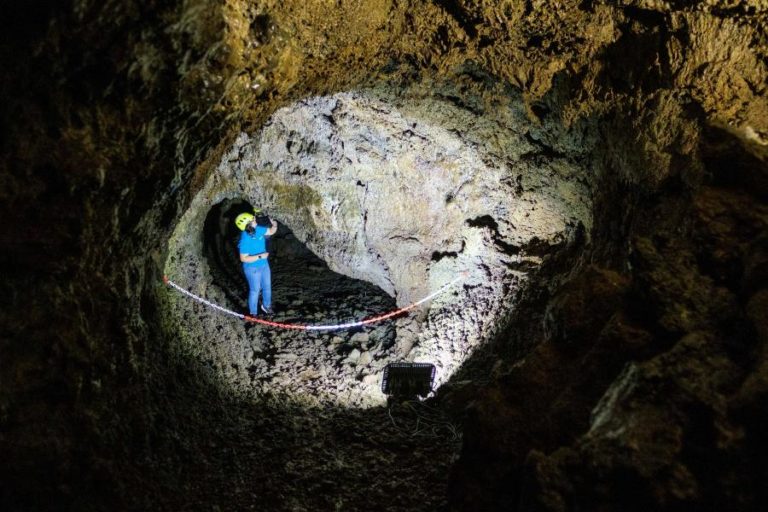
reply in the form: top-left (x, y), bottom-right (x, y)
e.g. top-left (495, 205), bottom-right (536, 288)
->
top-left (202, 198), bottom-right (397, 329)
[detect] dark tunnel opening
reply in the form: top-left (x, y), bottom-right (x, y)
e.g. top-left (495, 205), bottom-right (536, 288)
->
top-left (202, 198), bottom-right (252, 306)
top-left (202, 198), bottom-right (398, 331)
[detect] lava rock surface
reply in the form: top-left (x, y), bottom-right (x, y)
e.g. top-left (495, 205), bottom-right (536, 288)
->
top-left (2, 1), bottom-right (768, 511)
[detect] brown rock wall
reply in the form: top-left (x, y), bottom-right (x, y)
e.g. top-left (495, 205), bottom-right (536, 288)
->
top-left (2, 0), bottom-right (768, 510)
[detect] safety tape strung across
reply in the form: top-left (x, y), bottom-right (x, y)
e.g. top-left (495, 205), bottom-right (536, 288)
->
top-left (162, 273), bottom-right (467, 331)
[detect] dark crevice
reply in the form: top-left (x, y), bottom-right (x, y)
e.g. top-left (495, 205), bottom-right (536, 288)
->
top-left (527, 35), bottom-right (544, 48)
top-left (578, 0), bottom-right (596, 13)
top-left (432, 250), bottom-right (458, 261)
top-left (622, 5), bottom-right (666, 27)
top-left (466, 215), bottom-right (522, 256)
top-left (249, 13), bottom-right (272, 45)
top-left (466, 214), bottom-right (499, 231)
top-left (432, 241), bottom-right (465, 262)
top-left (521, 132), bottom-right (568, 160)
top-left (701, 124), bottom-right (768, 200)
top-left (202, 198), bottom-right (253, 307)
top-left (598, 14), bottom-right (673, 94)
top-left (432, 0), bottom-right (480, 38)
top-left (530, 102), bottom-right (550, 119)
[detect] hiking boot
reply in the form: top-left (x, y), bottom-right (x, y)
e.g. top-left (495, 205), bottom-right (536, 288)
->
top-left (260, 305), bottom-right (275, 317)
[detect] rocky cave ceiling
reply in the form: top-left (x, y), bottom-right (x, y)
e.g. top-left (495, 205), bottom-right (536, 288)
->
top-left (1, 1), bottom-right (767, 511)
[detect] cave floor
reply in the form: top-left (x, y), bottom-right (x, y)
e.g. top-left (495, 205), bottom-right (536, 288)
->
top-left (140, 391), bottom-right (461, 511)
top-left (195, 229), bottom-right (436, 406)
top-left (152, 236), bottom-right (463, 510)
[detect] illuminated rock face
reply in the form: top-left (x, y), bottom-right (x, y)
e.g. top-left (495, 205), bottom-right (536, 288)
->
top-left (163, 89), bottom-right (591, 405)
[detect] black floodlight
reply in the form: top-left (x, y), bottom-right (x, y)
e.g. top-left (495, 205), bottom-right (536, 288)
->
top-left (382, 362), bottom-right (436, 398)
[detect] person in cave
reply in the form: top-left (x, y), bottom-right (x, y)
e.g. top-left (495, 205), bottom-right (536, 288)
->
top-left (235, 210), bottom-right (278, 317)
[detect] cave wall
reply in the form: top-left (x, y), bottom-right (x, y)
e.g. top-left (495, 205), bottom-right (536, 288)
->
top-left (1, 0), bottom-right (767, 510)
top-left (161, 85), bottom-right (592, 406)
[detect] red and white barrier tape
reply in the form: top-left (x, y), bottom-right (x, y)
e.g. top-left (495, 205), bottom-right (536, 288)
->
top-left (162, 273), bottom-right (466, 331)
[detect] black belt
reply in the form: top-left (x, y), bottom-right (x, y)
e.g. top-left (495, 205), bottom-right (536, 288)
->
top-left (251, 252), bottom-right (269, 260)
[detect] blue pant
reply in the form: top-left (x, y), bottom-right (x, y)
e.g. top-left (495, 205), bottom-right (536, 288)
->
top-left (244, 264), bottom-right (271, 315)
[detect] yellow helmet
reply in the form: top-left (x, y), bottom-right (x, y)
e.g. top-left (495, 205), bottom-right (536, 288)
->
top-left (235, 212), bottom-right (255, 231)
